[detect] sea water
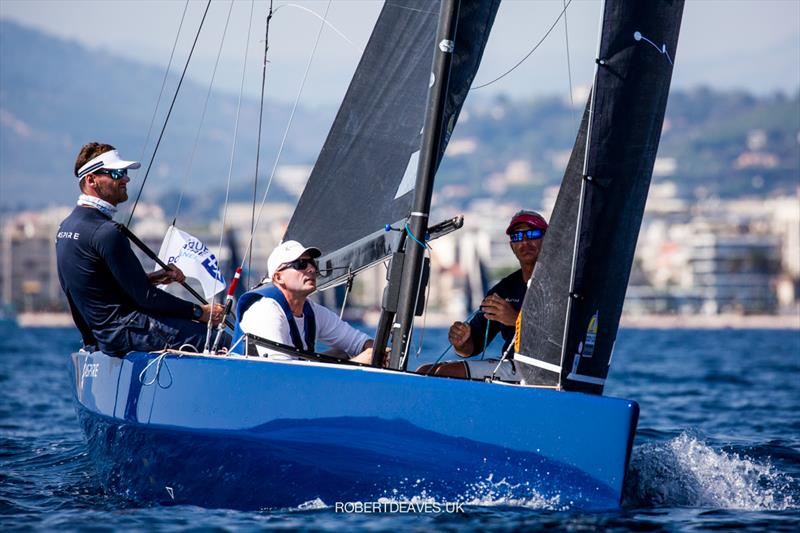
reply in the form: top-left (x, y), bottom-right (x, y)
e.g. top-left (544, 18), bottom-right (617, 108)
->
top-left (1, 323), bottom-right (798, 531)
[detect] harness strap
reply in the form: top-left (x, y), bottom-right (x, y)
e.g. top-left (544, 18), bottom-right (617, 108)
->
top-left (232, 285), bottom-right (316, 353)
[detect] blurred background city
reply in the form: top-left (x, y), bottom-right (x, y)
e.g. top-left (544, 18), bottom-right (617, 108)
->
top-left (1, 1), bottom-right (798, 328)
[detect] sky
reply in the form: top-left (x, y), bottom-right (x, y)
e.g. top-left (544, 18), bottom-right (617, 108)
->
top-left (1, 0), bottom-right (799, 106)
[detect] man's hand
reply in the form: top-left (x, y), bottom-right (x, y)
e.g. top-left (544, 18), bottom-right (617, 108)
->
top-left (349, 348), bottom-right (373, 365)
top-left (481, 293), bottom-right (518, 327)
top-left (349, 339), bottom-right (388, 366)
top-left (199, 303), bottom-right (225, 325)
top-left (448, 321), bottom-right (474, 357)
top-left (148, 265), bottom-right (186, 285)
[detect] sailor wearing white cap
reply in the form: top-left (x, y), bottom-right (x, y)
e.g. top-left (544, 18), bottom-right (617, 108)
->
top-left (233, 240), bottom-right (375, 363)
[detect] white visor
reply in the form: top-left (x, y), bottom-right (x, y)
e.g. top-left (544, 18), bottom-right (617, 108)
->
top-left (77, 149), bottom-right (141, 180)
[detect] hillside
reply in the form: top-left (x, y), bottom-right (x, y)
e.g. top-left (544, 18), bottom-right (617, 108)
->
top-left (1, 19), bottom-right (798, 217)
top-left (0, 19), bottom-right (325, 210)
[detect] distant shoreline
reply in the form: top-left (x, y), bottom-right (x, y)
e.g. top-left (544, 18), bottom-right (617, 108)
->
top-left (619, 313), bottom-right (799, 330)
top-left (363, 311), bottom-right (800, 330)
top-left (10, 311), bottom-right (800, 330)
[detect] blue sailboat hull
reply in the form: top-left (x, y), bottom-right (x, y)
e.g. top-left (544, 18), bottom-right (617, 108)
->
top-left (70, 351), bottom-right (638, 510)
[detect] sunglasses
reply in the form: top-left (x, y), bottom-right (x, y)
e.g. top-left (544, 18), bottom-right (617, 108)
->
top-left (280, 258), bottom-right (318, 272)
top-left (94, 168), bottom-right (129, 180)
top-left (510, 229), bottom-right (545, 242)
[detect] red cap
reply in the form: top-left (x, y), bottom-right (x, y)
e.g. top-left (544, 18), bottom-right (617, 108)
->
top-left (505, 210), bottom-right (549, 235)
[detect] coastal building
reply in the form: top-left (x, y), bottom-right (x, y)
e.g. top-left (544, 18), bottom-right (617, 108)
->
top-left (1, 207), bottom-right (70, 313)
top-left (627, 186), bottom-right (798, 315)
top-left (687, 229), bottom-right (781, 314)
top-left (1, 188), bottom-right (796, 323)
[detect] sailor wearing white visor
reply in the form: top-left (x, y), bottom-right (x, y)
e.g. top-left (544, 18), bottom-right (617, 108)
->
top-left (56, 142), bottom-right (226, 356)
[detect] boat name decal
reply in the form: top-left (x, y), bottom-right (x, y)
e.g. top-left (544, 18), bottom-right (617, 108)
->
top-left (81, 361), bottom-right (99, 385)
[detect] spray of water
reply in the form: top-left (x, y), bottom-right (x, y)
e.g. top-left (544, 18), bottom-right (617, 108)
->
top-left (624, 432), bottom-right (797, 510)
top-left (291, 475), bottom-right (573, 512)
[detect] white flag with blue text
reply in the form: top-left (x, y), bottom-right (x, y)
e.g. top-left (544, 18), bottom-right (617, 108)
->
top-left (156, 225), bottom-right (226, 299)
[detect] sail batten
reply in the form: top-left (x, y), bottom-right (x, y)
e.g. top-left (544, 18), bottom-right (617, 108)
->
top-left (518, 0), bottom-right (685, 394)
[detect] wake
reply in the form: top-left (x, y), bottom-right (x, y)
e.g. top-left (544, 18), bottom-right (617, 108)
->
top-left (624, 432), bottom-right (797, 510)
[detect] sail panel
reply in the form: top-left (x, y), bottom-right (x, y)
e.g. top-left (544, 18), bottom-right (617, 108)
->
top-left (285, 0), bottom-right (500, 286)
top-left (516, 102), bottom-right (591, 388)
top-left (518, 0), bottom-right (684, 393)
top-left (285, 0), bottom-right (437, 264)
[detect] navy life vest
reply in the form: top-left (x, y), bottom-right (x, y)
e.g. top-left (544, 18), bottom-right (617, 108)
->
top-left (231, 285), bottom-right (316, 355)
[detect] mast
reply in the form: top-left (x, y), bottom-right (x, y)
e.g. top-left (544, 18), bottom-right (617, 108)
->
top-left (388, 0), bottom-right (461, 371)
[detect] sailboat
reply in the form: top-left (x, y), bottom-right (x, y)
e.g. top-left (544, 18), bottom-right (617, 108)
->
top-left (68, 0), bottom-right (683, 510)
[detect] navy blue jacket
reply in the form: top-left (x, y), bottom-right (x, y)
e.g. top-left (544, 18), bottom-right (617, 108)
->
top-left (467, 269), bottom-right (526, 357)
top-left (56, 207), bottom-right (194, 354)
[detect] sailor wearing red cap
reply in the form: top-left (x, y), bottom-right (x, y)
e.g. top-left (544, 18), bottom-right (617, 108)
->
top-left (417, 210), bottom-right (548, 381)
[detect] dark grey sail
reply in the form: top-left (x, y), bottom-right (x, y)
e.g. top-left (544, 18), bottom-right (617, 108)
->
top-left (285, 0), bottom-right (500, 289)
top-left (517, 0), bottom-right (684, 393)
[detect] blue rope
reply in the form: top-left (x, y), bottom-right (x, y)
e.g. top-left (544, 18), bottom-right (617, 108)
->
top-left (479, 318), bottom-right (491, 360)
top-left (405, 223), bottom-right (429, 249)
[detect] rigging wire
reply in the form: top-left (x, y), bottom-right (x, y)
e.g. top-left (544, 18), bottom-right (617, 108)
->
top-left (274, 3), bottom-right (363, 54)
top-left (172, 0), bottom-right (236, 226)
top-left (562, 0), bottom-right (578, 127)
top-left (206, 0), bottom-right (257, 351)
top-left (135, 0), bottom-right (190, 179)
top-left (209, 0), bottom-right (257, 308)
top-left (412, 247), bottom-right (434, 361)
top-left (471, 0), bottom-right (573, 90)
top-left (239, 0), bottom-right (333, 276)
top-left (126, 0), bottom-right (212, 227)
top-left (250, 0), bottom-right (274, 291)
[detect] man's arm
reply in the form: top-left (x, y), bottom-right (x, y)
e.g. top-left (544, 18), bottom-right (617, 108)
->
top-left (313, 303), bottom-right (371, 357)
top-left (95, 223), bottom-right (194, 318)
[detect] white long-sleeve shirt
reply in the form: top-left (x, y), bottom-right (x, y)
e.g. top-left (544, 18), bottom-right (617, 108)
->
top-left (239, 297), bottom-right (371, 359)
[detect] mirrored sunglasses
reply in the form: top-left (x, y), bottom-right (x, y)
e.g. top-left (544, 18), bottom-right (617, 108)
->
top-left (280, 258), bottom-right (318, 272)
top-left (510, 229), bottom-right (544, 242)
top-left (94, 168), bottom-right (129, 180)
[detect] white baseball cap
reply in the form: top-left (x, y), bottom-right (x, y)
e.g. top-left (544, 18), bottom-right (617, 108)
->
top-left (267, 240), bottom-right (322, 280)
top-left (77, 149), bottom-right (141, 180)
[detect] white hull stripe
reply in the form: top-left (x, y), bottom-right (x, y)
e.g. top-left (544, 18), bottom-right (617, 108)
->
top-left (514, 353), bottom-right (561, 373)
top-left (566, 372), bottom-right (606, 386)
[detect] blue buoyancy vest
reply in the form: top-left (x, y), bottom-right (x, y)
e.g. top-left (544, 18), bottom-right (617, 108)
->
top-left (231, 285), bottom-right (316, 355)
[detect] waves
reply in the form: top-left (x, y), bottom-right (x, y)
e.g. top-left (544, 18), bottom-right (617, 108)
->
top-left (624, 432), bottom-right (799, 510)
top-left (2, 326), bottom-right (799, 529)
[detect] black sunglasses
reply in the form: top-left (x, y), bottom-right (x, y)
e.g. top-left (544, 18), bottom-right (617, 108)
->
top-left (510, 229), bottom-right (545, 242)
top-left (280, 258), bottom-right (318, 272)
top-left (94, 168), bottom-right (128, 180)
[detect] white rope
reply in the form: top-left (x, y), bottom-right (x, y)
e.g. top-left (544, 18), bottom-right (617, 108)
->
top-left (490, 334), bottom-right (516, 381)
top-left (139, 351), bottom-right (174, 387)
top-left (413, 247), bottom-right (433, 361)
top-left (562, 0), bottom-right (578, 127)
top-left (210, 0), bottom-right (257, 302)
top-left (228, 333), bottom-right (247, 355)
top-left (240, 0), bottom-right (333, 269)
top-left (173, 0), bottom-right (236, 223)
top-left (274, 3), bottom-right (363, 54)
